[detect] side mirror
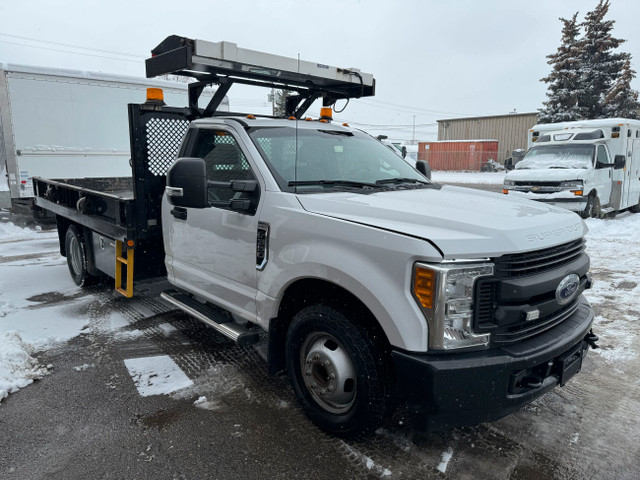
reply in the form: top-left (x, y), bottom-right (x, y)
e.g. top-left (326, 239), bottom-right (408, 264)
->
top-left (416, 160), bottom-right (431, 180)
top-left (614, 154), bottom-right (626, 170)
top-left (166, 157), bottom-right (208, 208)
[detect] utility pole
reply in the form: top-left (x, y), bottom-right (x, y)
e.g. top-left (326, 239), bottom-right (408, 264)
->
top-left (412, 115), bottom-right (416, 144)
top-left (269, 88), bottom-right (276, 116)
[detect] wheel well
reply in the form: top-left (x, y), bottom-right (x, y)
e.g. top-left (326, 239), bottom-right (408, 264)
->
top-left (55, 217), bottom-right (101, 275)
top-left (267, 278), bottom-right (389, 376)
top-left (56, 215), bottom-right (72, 257)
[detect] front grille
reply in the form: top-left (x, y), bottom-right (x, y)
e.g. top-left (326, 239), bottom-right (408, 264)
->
top-left (494, 238), bottom-right (586, 278)
top-left (514, 181), bottom-right (560, 187)
top-left (475, 281), bottom-right (496, 323)
top-left (491, 299), bottom-right (580, 345)
top-left (474, 239), bottom-right (588, 346)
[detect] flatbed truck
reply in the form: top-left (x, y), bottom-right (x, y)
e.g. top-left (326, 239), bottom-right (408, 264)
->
top-left (34, 36), bottom-right (597, 436)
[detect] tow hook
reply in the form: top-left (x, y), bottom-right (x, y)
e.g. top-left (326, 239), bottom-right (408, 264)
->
top-left (585, 330), bottom-right (599, 349)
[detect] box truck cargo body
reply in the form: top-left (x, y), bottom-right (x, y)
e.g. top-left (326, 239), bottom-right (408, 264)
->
top-left (0, 64), bottom-right (225, 213)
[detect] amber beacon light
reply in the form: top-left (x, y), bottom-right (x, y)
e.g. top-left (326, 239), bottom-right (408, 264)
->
top-left (146, 88), bottom-right (164, 102)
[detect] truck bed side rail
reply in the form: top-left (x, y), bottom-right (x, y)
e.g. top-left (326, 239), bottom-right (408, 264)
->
top-left (33, 176), bottom-right (135, 241)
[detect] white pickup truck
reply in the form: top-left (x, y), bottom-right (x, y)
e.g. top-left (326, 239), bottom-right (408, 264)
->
top-left (34, 36), bottom-right (597, 437)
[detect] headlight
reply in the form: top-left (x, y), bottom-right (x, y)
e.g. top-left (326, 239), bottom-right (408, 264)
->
top-left (413, 262), bottom-right (493, 351)
top-left (504, 179), bottom-right (515, 186)
top-left (560, 180), bottom-right (583, 189)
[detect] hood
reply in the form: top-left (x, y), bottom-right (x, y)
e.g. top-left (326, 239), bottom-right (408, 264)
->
top-left (297, 186), bottom-right (586, 259)
top-left (506, 168), bottom-right (590, 182)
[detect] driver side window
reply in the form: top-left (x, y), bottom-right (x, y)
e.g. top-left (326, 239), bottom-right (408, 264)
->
top-left (192, 129), bottom-right (255, 203)
top-left (596, 145), bottom-right (609, 166)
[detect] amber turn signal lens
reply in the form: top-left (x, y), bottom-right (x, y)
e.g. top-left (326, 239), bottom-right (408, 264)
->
top-left (414, 267), bottom-right (435, 309)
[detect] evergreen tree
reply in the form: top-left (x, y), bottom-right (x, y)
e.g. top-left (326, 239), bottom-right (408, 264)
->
top-left (273, 89), bottom-right (294, 117)
top-left (539, 13), bottom-right (582, 123)
top-left (578, 0), bottom-right (627, 119)
top-left (539, 0), bottom-right (640, 121)
top-left (603, 56), bottom-right (640, 118)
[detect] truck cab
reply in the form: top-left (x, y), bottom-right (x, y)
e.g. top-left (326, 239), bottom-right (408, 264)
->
top-left (503, 119), bottom-right (640, 217)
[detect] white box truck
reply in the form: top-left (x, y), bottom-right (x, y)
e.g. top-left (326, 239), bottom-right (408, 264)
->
top-left (0, 64), bottom-right (225, 215)
top-left (502, 118), bottom-right (640, 218)
top-left (34, 36), bottom-right (598, 437)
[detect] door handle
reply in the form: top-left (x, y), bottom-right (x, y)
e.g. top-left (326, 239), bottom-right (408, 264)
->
top-left (170, 206), bottom-right (187, 220)
top-left (166, 186), bottom-right (184, 197)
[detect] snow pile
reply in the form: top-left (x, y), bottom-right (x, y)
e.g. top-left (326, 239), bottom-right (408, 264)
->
top-left (0, 332), bottom-right (50, 401)
top-left (193, 395), bottom-right (221, 411)
top-left (0, 221), bottom-right (86, 401)
top-left (0, 221), bottom-right (43, 241)
top-left (584, 213), bottom-right (640, 366)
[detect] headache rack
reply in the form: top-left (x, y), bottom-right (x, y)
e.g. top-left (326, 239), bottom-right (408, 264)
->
top-left (145, 35), bottom-right (375, 119)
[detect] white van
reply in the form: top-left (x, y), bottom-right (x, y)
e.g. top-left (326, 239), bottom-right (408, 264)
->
top-left (503, 118), bottom-right (640, 218)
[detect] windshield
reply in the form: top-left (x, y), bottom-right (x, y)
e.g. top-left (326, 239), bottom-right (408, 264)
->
top-left (248, 126), bottom-right (428, 192)
top-left (516, 144), bottom-right (594, 170)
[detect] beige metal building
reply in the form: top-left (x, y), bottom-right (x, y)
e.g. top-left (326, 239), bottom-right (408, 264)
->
top-left (437, 112), bottom-right (538, 161)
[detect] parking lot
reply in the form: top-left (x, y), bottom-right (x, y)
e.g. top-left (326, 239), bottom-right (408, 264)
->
top-left (1, 207), bottom-right (639, 480)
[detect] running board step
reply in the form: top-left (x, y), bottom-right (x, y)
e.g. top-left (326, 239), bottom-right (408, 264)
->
top-left (160, 290), bottom-right (260, 346)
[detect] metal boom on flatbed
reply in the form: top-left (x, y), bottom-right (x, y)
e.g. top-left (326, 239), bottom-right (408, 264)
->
top-left (145, 35), bottom-right (376, 118)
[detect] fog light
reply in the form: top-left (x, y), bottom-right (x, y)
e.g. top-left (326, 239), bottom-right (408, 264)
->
top-left (522, 308), bottom-right (540, 322)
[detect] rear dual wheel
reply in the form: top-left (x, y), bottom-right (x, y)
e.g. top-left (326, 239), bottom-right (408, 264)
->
top-left (65, 225), bottom-right (95, 287)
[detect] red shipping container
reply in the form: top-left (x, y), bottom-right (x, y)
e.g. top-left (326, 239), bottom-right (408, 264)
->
top-left (418, 140), bottom-right (499, 171)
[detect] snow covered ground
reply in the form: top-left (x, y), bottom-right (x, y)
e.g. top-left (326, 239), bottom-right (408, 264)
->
top-left (0, 221), bottom-right (134, 400)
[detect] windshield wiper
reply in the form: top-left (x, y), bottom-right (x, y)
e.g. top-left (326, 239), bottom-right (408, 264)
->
top-left (288, 179), bottom-right (390, 190)
top-left (375, 177), bottom-right (430, 185)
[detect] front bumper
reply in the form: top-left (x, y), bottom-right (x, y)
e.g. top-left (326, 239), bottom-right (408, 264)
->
top-left (504, 189), bottom-right (587, 212)
top-left (534, 197), bottom-right (587, 212)
top-left (392, 295), bottom-right (594, 432)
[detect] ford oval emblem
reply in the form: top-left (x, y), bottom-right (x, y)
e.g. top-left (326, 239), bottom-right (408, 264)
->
top-left (556, 274), bottom-right (580, 305)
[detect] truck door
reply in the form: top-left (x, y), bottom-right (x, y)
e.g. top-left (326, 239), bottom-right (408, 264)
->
top-left (627, 134), bottom-right (640, 208)
top-left (594, 144), bottom-right (613, 207)
top-left (167, 127), bottom-right (261, 320)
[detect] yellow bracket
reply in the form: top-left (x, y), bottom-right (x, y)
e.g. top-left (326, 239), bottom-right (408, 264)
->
top-left (114, 240), bottom-right (134, 298)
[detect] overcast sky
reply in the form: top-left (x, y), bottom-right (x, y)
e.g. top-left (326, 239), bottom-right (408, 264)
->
top-left (1, 0), bottom-right (638, 142)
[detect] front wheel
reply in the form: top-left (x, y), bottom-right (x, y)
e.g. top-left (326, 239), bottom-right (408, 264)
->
top-left (285, 305), bottom-right (393, 437)
top-left (580, 195), bottom-right (600, 219)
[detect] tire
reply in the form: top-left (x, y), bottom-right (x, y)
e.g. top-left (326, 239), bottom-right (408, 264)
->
top-left (631, 197), bottom-right (640, 214)
top-left (65, 225), bottom-right (93, 287)
top-left (580, 195), bottom-right (598, 219)
top-left (285, 304), bottom-right (393, 437)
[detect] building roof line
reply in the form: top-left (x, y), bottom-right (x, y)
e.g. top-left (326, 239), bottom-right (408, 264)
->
top-left (437, 112), bottom-right (538, 123)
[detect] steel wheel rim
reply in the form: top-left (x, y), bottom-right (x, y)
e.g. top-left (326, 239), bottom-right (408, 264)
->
top-left (300, 332), bottom-right (356, 414)
top-left (69, 236), bottom-right (83, 276)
